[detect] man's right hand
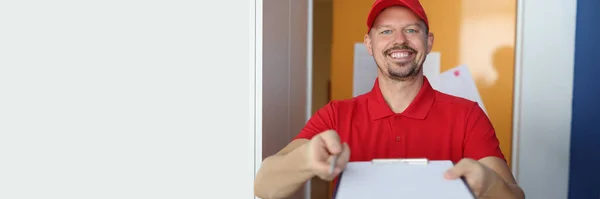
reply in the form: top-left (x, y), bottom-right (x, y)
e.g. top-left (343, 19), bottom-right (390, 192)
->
top-left (305, 130), bottom-right (350, 181)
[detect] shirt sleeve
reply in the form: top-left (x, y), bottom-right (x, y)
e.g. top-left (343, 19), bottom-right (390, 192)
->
top-left (292, 101), bottom-right (337, 141)
top-left (463, 103), bottom-right (506, 161)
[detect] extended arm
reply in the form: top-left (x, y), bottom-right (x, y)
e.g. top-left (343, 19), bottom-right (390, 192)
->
top-left (255, 102), bottom-right (339, 198)
top-left (461, 103), bottom-right (525, 199)
top-left (479, 157), bottom-right (525, 199)
top-left (254, 139), bottom-right (313, 199)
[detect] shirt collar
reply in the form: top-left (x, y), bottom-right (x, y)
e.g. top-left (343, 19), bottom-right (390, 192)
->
top-left (367, 76), bottom-right (435, 120)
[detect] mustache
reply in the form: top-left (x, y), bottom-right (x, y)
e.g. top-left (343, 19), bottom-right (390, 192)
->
top-left (384, 44), bottom-right (416, 54)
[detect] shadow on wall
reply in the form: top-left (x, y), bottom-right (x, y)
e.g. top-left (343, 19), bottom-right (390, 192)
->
top-left (492, 45), bottom-right (515, 95)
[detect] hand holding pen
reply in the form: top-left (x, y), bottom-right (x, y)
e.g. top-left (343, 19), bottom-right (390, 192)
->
top-left (305, 130), bottom-right (350, 181)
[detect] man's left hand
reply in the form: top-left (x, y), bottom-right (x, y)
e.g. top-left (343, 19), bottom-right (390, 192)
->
top-left (444, 158), bottom-right (501, 198)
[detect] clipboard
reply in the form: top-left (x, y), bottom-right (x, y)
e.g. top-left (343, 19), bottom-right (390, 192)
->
top-left (333, 158), bottom-right (476, 199)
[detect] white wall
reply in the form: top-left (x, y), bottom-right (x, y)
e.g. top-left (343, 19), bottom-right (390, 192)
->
top-left (262, 0), bottom-right (310, 199)
top-left (512, 0), bottom-right (577, 198)
top-left (1, 1), bottom-right (259, 199)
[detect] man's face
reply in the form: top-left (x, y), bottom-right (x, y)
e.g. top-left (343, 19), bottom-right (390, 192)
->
top-left (364, 6), bottom-right (434, 81)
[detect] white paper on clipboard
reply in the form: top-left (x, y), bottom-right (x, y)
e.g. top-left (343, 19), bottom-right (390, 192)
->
top-left (334, 160), bottom-right (475, 199)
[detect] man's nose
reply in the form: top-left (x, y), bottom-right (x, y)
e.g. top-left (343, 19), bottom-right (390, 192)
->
top-left (392, 31), bottom-right (407, 44)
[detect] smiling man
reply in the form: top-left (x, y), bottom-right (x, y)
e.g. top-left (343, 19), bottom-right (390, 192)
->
top-left (254, 0), bottom-right (525, 198)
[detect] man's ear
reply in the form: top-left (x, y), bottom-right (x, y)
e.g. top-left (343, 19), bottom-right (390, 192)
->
top-left (426, 32), bottom-right (434, 54)
top-left (364, 33), bottom-right (373, 56)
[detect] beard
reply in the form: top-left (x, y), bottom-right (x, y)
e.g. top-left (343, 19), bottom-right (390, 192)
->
top-left (375, 44), bottom-right (422, 81)
top-left (384, 60), bottom-right (420, 80)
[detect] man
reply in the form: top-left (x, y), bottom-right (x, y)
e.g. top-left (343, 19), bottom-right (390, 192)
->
top-left (254, 0), bottom-right (525, 198)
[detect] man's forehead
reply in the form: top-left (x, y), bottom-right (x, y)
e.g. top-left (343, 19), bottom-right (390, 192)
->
top-left (373, 6), bottom-right (422, 23)
top-left (372, 12), bottom-right (425, 30)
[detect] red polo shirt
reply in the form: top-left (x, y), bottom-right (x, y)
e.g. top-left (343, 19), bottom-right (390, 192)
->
top-left (294, 77), bottom-right (505, 163)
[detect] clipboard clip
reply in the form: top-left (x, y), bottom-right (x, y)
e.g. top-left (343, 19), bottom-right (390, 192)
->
top-left (371, 158), bottom-right (429, 165)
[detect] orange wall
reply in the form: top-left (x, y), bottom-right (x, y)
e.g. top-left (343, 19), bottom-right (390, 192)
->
top-left (330, 0), bottom-right (516, 166)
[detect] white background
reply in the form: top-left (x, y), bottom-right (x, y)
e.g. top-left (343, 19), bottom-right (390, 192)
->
top-left (0, 0), bottom-right (258, 198)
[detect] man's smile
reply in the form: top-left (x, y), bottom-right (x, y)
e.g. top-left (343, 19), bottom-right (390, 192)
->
top-left (387, 49), bottom-right (415, 63)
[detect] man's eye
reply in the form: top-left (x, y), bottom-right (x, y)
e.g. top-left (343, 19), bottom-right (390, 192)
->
top-left (405, 29), bottom-right (417, 33)
top-left (381, 30), bottom-right (392, 34)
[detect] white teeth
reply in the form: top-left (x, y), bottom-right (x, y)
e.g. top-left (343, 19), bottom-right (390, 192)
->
top-left (390, 52), bottom-right (409, 58)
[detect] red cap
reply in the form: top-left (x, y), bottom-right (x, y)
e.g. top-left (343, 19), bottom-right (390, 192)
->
top-left (366, 0), bottom-right (429, 33)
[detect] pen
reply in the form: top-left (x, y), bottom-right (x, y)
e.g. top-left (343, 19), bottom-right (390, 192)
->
top-left (329, 155), bottom-right (339, 174)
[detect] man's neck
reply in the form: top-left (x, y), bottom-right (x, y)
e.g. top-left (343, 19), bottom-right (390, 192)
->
top-left (378, 75), bottom-right (424, 113)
